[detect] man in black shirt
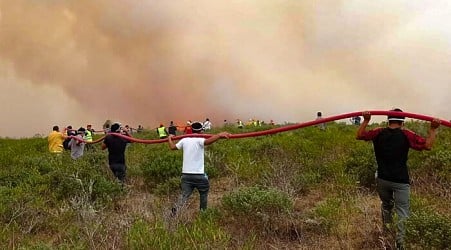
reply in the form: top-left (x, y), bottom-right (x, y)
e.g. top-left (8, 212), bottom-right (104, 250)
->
top-left (168, 121), bottom-right (178, 136)
top-left (102, 122), bottom-right (130, 183)
top-left (356, 109), bottom-right (440, 249)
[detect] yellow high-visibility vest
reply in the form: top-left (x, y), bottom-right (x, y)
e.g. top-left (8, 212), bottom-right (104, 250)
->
top-left (158, 127), bottom-right (168, 137)
top-left (84, 130), bottom-right (93, 142)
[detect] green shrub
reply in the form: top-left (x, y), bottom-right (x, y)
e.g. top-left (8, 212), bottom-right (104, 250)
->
top-left (222, 186), bottom-right (293, 220)
top-left (141, 153), bottom-right (182, 187)
top-left (406, 210), bottom-right (451, 249)
top-left (344, 146), bottom-right (377, 187)
top-left (292, 169), bottom-right (321, 194)
top-left (153, 176), bottom-right (181, 196)
top-left (310, 197), bottom-right (344, 234)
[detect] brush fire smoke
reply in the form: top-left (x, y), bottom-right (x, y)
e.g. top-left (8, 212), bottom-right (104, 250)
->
top-left (0, 0), bottom-right (450, 137)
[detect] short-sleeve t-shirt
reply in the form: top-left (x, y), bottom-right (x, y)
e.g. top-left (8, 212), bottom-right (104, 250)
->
top-left (48, 131), bottom-right (65, 153)
top-left (103, 134), bottom-right (129, 165)
top-left (176, 137), bottom-right (206, 174)
top-left (358, 127), bottom-right (427, 183)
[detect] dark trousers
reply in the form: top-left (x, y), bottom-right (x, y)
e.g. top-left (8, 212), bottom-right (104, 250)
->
top-left (175, 174), bottom-right (210, 211)
top-left (110, 163), bottom-right (127, 182)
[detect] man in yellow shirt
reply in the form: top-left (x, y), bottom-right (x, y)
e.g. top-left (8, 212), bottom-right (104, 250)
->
top-left (48, 126), bottom-right (67, 153)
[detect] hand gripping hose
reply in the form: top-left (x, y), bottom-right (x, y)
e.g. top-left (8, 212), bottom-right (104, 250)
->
top-left (68, 110), bottom-right (451, 144)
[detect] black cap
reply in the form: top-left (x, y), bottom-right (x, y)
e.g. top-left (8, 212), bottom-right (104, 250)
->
top-left (110, 122), bottom-right (121, 132)
top-left (191, 122), bottom-right (203, 132)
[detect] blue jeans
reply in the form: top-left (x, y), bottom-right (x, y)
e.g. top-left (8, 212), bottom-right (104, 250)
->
top-left (175, 174), bottom-right (210, 211)
top-left (376, 178), bottom-right (410, 244)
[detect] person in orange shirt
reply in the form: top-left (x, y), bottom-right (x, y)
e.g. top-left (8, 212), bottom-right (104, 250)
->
top-left (48, 125), bottom-right (67, 154)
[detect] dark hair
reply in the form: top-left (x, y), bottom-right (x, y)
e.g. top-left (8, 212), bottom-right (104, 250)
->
top-left (110, 123), bottom-right (121, 132)
top-left (317, 112), bottom-right (322, 117)
top-left (191, 122), bottom-right (203, 133)
top-left (53, 125), bottom-right (59, 131)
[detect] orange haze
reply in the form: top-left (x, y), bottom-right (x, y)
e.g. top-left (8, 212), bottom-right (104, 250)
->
top-left (1, 0), bottom-right (450, 137)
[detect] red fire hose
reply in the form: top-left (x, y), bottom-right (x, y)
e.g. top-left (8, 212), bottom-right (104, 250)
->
top-left (69, 110), bottom-right (451, 144)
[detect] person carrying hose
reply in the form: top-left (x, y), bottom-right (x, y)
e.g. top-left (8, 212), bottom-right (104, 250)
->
top-left (356, 108), bottom-right (440, 249)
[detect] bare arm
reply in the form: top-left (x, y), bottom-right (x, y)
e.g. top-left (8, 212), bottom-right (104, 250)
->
top-left (424, 119), bottom-right (440, 150)
top-left (101, 143), bottom-right (107, 150)
top-left (168, 135), bottom-right (177, 150)
top-left (204, 132), bottom-right (230, 145)
top-left (356, 111), bottom-right (371, 139)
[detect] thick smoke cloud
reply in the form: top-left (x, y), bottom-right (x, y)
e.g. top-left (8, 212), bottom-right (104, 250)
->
top-left (0, 0), bottom-right (450, 137)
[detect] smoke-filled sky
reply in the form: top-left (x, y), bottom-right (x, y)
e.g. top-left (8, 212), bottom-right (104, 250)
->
top-left (1, 0), bottom-right (450, 138)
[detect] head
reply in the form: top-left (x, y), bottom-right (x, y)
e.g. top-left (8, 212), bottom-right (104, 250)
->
top-left (317, 112), bottom-right (322, 117)
top-left (170, 121), bottom-right (174, 125)
top-left (77, 127), bottom-right (86, 134)
top-left (87, 124), bottom-right (92, 129)
top-left (191, 121), bottom-right (203, 133)
top-left (387, 108), bottom-right (405, 125)
top-left (159, 123), bottom-right (164, 127)
top-left (110, 122), bottom-right (121, 132)
top-left (53, 125), bottom-right (59, 131)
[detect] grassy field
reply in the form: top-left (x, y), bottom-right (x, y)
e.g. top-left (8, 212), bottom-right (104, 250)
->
top-left (0, 121), bottom-right (450, 249)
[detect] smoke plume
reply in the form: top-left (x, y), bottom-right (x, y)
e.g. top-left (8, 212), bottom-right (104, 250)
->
top-left (0, 0), bottom-right (450, 137)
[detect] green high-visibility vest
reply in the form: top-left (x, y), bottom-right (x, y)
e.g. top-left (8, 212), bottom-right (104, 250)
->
top-left (158, 127), bottom-right (168, 137)
top-left (84, 130), bottom-right (93, 142)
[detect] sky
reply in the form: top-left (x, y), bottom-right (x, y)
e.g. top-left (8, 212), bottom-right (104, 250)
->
top-left (1, 0), bottom-right (450, 138)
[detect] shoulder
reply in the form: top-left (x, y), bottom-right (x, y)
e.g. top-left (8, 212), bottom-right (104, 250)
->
top-left (358, 127), bottom-right (384, 140)
top-left (401, 128), bottom-right (417, 136)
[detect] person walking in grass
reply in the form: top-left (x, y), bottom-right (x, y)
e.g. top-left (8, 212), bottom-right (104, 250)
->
top-left (69, 127), bottom-right (86, 160)
top-left (48, 125), bottom-right (67, 154)
top-left (356, 108), bottom-right (440, 249)
top-left (167, 121), bottom-right (230, 215)
top-left (101, 122), bottom-right (131, 184)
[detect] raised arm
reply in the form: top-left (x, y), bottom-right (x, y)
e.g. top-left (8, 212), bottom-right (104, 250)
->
top-left (168, 135), bottom-right (177, 150)
top-left (356, 111), bottom-right (371, 139)
top-left (424, 119), bottom-right (440, 150)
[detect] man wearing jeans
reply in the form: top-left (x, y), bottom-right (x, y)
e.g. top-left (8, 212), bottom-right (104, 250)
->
top-left (356, 108), bottom-right (440, 249)
top-left (168, 121), bottom-right (230, 214)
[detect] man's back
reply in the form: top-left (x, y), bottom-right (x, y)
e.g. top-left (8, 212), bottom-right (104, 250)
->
top-left (373, 128), bottom-right (410, 183)
top-left (104, 134), bottom-right (128, 164)
top-left (48, 131), bottom-right (64, 153)
top-left (176, 137), bottom-right (206, 174)
top-left (168, 125), bottom-right (177, 135)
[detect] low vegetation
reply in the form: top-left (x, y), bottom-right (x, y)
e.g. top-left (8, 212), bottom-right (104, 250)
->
top-left (0, 121), bottom-right (449, 249)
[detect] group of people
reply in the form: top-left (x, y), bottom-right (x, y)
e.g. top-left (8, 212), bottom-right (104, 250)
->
top-left (48, 124), bottom-right (96, 160)
top-left (48, 108), bottom-right (442, 248)
top-left (156, 118), bottom-right (213, 139)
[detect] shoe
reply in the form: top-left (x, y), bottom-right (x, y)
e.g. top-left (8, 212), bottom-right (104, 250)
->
top-left (170, 207), bottom-right (177, 217)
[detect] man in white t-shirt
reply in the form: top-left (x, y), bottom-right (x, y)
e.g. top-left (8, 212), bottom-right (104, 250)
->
top-left (168, 121), bottom-right (230, 214)
top-left (203, 118), bottom-right (212, 130)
